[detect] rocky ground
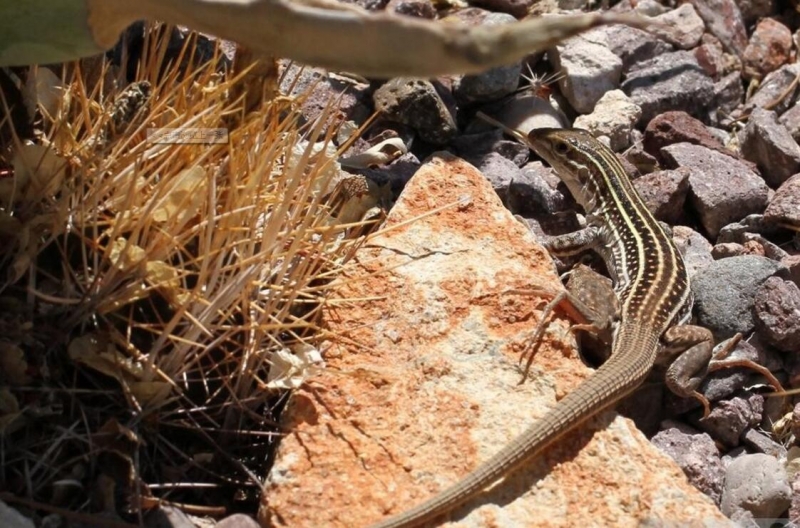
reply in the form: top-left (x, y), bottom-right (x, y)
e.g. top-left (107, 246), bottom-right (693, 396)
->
top-left (4, 0), bottom-right (800, 527)
top-left (264, 0), bottom-right (800, 526)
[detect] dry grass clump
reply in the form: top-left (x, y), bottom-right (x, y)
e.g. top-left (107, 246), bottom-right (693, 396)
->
top-left (0, 25), bottom-right (372, 522)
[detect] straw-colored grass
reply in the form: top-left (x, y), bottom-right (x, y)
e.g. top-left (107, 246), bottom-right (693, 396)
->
top-left (0, 24), bottom-right (373, 521)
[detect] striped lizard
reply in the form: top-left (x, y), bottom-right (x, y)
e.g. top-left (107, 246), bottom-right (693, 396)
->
top-left (367, 124), bottom-right (765, 528)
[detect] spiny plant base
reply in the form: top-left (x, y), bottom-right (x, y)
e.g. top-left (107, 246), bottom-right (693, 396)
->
top-left (0, 24), bottom-right (373, 522)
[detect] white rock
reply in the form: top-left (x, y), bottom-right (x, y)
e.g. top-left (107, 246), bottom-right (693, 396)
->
top-left (573, 90), bottom-right (642, 151)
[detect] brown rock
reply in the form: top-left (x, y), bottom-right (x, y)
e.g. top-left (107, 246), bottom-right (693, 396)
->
top-left (742, 18), bottom-right (792, 80)
top-left (688, 0), bottom-right (748, 57)
top-left (259, 153), bottom-right (732, 527)
top-left (754, 276), bottom-right (800, 352)
top-left (633, 168), bottom-right (690, 224)
top-left (764, 172), bottom-right (800, 228)
top-left (740, 108), bottom-right (800, 188)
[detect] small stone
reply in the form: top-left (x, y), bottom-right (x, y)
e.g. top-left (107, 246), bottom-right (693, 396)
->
top-left (741, 428), bottom-right (786, 458)
top-left (215, 514), bottom-right (261, 528)
top-left (632, 168), bottom-right (689, 225)
top-left (711, 242), bottom-right (748, 259)
top-left (612, 0), bottom-right (669, 15)
top-left (622, 51), bottom-right (714, 126)
top-left (651, 427), bottom-right (724, 504)
top-left (737, 0), bottom-right (777, 25)
top-left (386, 0), bottom-right (436, 18)
top-left (720, 453), bottom-right (791, 519)
top-left (782, 253), bottom-right (800, 287)
top-left (778, 101), bottom-right (800, 143)
top-left (644, 111), bottom-right (731, 163)
top-left (740, 108), bottom-right (800, 188)
top-left (452, 13), bottom-right (522, 104)
top-left (550, 31), bottom-right (622, 113)
top-left (507, 162), bottom-right (569, 216)
top-left (765, 174), bottom-right (800, 230)
top-left (710, 72), bottom-right (745, 126)
top-left (691, 255), bottom-right (785, 338)
top-left (485, 95), bottom-right (569, 136)
top-left (601, 24), bottom-right (674, 74)
top-left (470, 152), bottom-right (525, 203)
top-left (451, 130), bottom-right (529, 167)
top-left (573, 90), bottom-right (641, 151)
top-left (754, 276), bottom-right (800, 353)
top-left (672, 226), bottom-right (714, 279)
top-left (661, 143), bottom-right (769, 238)
top-left (689, 0), bottom-right (748, 57)
top-left (737, 63), bottom-right (800, 118)
top-left (373, 78), bottom-right (457, 145)
top-left (648, 4), bottom-right (705, 50)
top-left (0, 500), bottom-right (34, 528)
top-left (742, 18), bottom-right (792, 80)
top-left (470, 0), bottom-right (533, 18)
top-left (697, 394), bottom-right (763, 447)
top-left (622, 139), bottom-right (659, 174)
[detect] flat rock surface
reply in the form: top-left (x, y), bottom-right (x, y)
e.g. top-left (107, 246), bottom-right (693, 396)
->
top-left (259, 154), bottom-right (732, 527)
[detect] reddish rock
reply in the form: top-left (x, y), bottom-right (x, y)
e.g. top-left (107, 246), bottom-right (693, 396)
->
top-left (688, 0), bottom-right (748, 57)
top-left (764, 173), bottom-right (800, 227)
top-left (633, 168), bottom-right (690, 224)
top-left (754, 276), bottom-right (800, 352)
top-left (742, 18), bottom-right (792, 80)
top-left (259, 154), bottom-right (732, 528)
top-left (644, 111), bottom-right (747, 167)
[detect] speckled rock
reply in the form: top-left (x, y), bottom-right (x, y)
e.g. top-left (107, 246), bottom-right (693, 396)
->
top-left (386, 0), bottom-right (436, 18)
top-left (660, 143), bottom-right (769, 238)
top-left (632, 168), bottom-right (690, 225)
top-left (651, 425), bottom-right (724, 504)
top-left (742, 17), bottom-right (792, 80)
top-left (689, 0), bottom-right (748, 57)
top-left (373, 78), bottom-right (457, 145)
top-left (740, 108), bottom-right (800, 187)
top-left (754, 276), bottom-right (800, 352)
top-left (764, 172), bottom-right (800, 227)
top-left (622, 51), bottom-right (715, 126)
top-left (697, 394), bottom-right (763, 447)
top-left (601, 24), bottom-right (674, 73)
top-left (644, 111), bottom-right (733, 164)
top-left (649, 4), bottom-right (705, 50)
top-left (691, 255), bottom-right (785, 338)
top-left (672, 225), bottom-right (714, 278)
top-left (573, 90), bottom-right (641, 151)
top-left (721, 453), bottom-right (791, 520)
top-left (737, 62), bottom-right (800, 118)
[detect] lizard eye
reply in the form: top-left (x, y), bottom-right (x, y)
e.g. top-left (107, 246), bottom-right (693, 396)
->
top-left (554, 141), bottom-right (569, 155)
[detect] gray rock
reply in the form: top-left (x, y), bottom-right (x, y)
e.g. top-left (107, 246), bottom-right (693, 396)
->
top-left (660, 143), bottom-right (770, 238)
top-left (386, 0), bottom-right (436, 18)
top-left (601, 24), bottom-right (674, 73)
top-left (507, 162), bottom-right (569, 216)
top-left (764, 173), bottom-right (800, 228)
top-left (741, 428), bottom-right (786, 458)
top-left (373, 78), bottom-right (457, 145)
top-left (622, 51), bottom-right (715, 126)
top-left (484, 95), bottom-right (569, 136)
top-left (470, 151), bottom-right (524, 202)
top-left (215, 514), bottom-right (261, 528)
top-left (573, 90), bottom-right (641, 151)
top-left (452, 14), bottom-right (521, 104)
top-left (737, 63), bottom-right (800, 118)
top-left (701, 340), bottom-right (771, 402)
top-left (651, 426), bottom-right (724, 504)
top-left (697, 394), bottom-right (763, 447)
top-left (720, 453), bottom-right (791, 519)
top-left (451, 130), bottom-right (529, 167)
top-left (672, 225), bottom-right (714, 279)
top-left (0, 500), bottom-right (34, 528)
top-left (691, 255), bottom-right (785, 338)
top-left (711, 72), bottom-right (745, 126)
top-left (632, 168), bottom-right (690, 225)
top-left (754, 276), bottom-right (800, 353)
top-left (649, 4), bottom-right (705, 50)
top-left (740, 108), bottom-right (800, 188)
top-left (549, 31), bottom-right (622, 113)
top-left (778, 101), bottom-right (800, 143)
top-left (689, 0), bottom-right (748, 57)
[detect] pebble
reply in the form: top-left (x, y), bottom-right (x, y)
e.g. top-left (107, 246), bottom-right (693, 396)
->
top-left (507, 162), bottom-right (569, 216)
top-left (754, 276), bottom-right (800, 352)
top-left (643, 111), bottom-right (731, 164)
top-left (778, 101), bottom-right (800, 143)
top-left (0, 501), bottom-right (34, 528)
top-left (741, 428), bottom-right (786, 459)
top-left (689, 0), bottom-right (748, 58)
top-left (648, 4), bottom-right (705, 51)
top-left (215, 514), bottom-right (261, 528)
top-left (452, 13), bottom-right (522, 104)
top-left (691, 255), bottom-right (785, 338)
top-left (720, 453), bottom-right (791, 520)
top-left (742, 17), bottom-right (792, 80)
top-left (660, 143), bottom-right (769, 238)
top-left (737, 62), bottom-right (800, 118)
top-left (672, 225), bottom-right (714, 278)
top-left (573, 90), bottom-right (641, 151)
top-left (373, 78), bottom-right (457, 145)
top-left (386, 0), bottom-right (437, 18)
top-left (651, 425), bottom-right (724, 504)
top-left (471, 151), bottom-right (525, 202)
top-left (697, 393), bottom-right (763, 447)
top-left (764, 173), bottom-right (800, 228)
top-left (549, 32), bottom-right (622, 114)
top-left (632, 168), bottom-right (689, 225)
top-left (621, 51), bottom-right (715, 126)
top-left (451, 129), bottom-right (529, 167)
top-left (740, 108), bottom-right (800, 188)
top-left (601, 24), bottom-right (673, 74)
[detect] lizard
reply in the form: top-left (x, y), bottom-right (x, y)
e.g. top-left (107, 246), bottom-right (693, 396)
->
top-left (367, 123), bottom-right (775, 528)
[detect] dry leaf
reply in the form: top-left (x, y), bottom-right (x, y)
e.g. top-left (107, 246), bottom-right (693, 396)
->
top-left (129, 381), bottom-right (172, 409)
top-left (12, 142), bottom-right (67, 199)
top-left (339, 137), bottom-right (407, 169)
top-left (23, 66), bottom-right (65, 120)
top-left (0, 342), bottom-right (31, 385)
top-left (108, 237), bottom-right (147, 273)
top-left (68, 333), bottom-right (144, 383)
